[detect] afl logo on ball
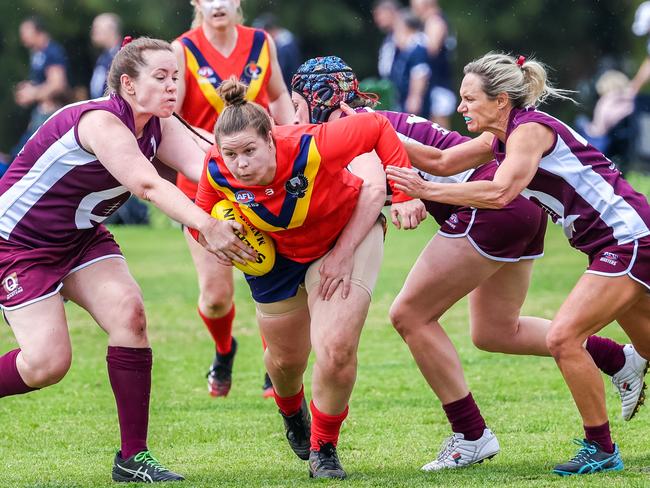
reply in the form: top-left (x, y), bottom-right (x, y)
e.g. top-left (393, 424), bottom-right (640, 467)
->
top-left (285, 174), bottom-right (309, 198)
top-left (197, 66), bottom-right (215, 78)
top-left (245, 62), bottom-right (263, 80)
top-left (235, 190), bottom-right (255, 205)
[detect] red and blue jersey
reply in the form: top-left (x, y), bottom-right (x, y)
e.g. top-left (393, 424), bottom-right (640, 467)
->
top-left (192, 112), bottom-right (411, 262)
top-left (177, 24), bottom-right (273, 198)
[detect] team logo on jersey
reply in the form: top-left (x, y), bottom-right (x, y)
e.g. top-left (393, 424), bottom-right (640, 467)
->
top-left (285, 174), bottom-right (309, 198)
top-left (2, 272), bottom-right (23, 299)
top-left (265, 188), bottom-right (274, 196)
top-left (197, 66), bottom-right (215, 78)
top-left (235, 190), bottom-right (256, 205)
top-left (245, 61), bottom-right (263, 80)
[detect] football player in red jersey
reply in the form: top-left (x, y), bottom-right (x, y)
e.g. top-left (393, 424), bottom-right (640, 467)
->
top-left (172, 0), bottom-right (294, 397)
top-left (190, 77), bottom-right (414, 479)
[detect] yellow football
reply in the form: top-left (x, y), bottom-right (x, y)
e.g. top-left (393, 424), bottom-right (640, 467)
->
top-left (211, 200), bottom-right (276, 276)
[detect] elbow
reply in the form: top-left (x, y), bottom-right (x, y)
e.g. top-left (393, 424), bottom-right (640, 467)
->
top-left (130, 180), bottom-right (157, 202)
top-left (365, 181), bottom-right (388, 209)
top-left (490, 188), bottom-right (515, 209)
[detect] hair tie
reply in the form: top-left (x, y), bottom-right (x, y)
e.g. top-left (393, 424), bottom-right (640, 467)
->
top-left (121, 36), bottom-right (134, 49)
top-left (516, 55), bottom-right (526, 68)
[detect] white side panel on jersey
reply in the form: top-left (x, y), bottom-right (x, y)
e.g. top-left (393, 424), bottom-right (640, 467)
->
top-left (75, 186), bottom-right (128, 229)
top-left (0, 128), bottom-right (96, 239)
top-left (539, 136), bottom-right (650, 244)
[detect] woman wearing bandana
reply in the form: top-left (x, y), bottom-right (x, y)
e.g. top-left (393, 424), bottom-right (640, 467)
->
top-left (291, 56), bottom-right (645, 474)
top-left (191, 75), bottom-right (415, 479)
top-left (172, 0), bottom-right (294, 398)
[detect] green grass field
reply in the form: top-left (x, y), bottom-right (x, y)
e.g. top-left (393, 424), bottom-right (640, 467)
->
top-left (2, 193), bottom-right (650, 487)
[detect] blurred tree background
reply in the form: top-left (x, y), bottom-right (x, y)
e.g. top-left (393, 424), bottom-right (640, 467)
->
top-left (0, 0), bottom-right (645, 152)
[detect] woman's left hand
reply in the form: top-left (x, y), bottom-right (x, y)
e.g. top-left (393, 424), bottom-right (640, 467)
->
top-left (390, 199), bottom-right (427, 229)
top-left (386, 166), bottom-right (431, 200)
top-left (318, 246), bottom-right (355, 301)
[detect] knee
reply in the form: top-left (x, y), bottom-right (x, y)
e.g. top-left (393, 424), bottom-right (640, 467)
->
top-left (389, 301), bottom-right (417, 339)
top-left (471, 329), bottom-right (500, 353)
top-left (25, 352), bottom-right (72, 388)
top-left (199, 282), bottom-right (233, 316)
top-left (117, 289), bottom-right (147, 340)
top-left (546, 324), bottom-right (578, 360)
top-left (389, 300), bottom-right (439, 341)
top-left (318, 342), bottom-right (357, 382)
top-left (266, 352), bottom-right (307, 378)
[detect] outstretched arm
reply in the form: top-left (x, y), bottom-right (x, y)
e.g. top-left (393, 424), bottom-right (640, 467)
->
top-left (388, 123), bottom-right (553, 208)
top-left (78, 110), bottom-right (255, 265)
top-left (404, 131), bottom-right (494, 176)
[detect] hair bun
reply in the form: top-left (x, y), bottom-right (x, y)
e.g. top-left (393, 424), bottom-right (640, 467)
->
top-left (219, 76), bottom-right (248, 107)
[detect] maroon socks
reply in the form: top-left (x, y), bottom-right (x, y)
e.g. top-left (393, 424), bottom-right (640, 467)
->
top-left (0, 349), bottom-right (37, 397)
top-left (585, 421), bottom-right (614, 453)
top-left (107, 346), bottom-right (152, 459)
top-left (586, 336), bottom-right (626, 376)
top-left (442, 392), bottom-right (486, 441)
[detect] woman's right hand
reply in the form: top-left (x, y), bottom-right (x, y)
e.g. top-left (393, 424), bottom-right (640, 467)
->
top-left (199, 218), bottom-right (258, 267)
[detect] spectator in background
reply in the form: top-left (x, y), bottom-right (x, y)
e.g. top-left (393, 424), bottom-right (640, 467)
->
top-left (631, 1), bottom-right (650, 95)
top-left (89, 13), bottom-right (122, 99)
top-left (253, 13), bottom-right (301, 90)
top-left (372, 0), bottom-right (400, 80)
top-left (411, 0), bottom-right (456, 127)
top-left (390, 8), bottom-right (430, 116)
top-left (89, 12), bottom-right (149, 226)
top-left (576, 70), bottom-right (634, 155)
top-left (12, 16), bottom-right (69, 160)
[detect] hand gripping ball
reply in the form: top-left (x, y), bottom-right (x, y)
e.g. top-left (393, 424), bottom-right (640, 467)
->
top-left (211, 200), bottom-right (276, 276)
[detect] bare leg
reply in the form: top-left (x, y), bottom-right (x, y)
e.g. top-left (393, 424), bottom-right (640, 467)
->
top-left (390, 235), bottom-right (502, 404)
top-left (6, 295), bottom-right (71, 388)
top-left (546, 273), bottom-right (645, 427)
top-left (469, 260), bottom-right (551, 355)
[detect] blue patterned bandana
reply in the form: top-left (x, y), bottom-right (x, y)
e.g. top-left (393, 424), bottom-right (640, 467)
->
top-left (291, 56), bottom-right (376, 124)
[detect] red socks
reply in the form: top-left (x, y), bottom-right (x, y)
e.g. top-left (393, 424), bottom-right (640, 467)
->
top-left (0, 349), bottom-right (37, 397)
top-left (198, 304), bottom-right (235, 355)
top-left (442, 392), bottom-right (486, 441)
top-left (274, 385), bottom-right (304, 416)
top-left (310, 400), bottom-right (349, 450)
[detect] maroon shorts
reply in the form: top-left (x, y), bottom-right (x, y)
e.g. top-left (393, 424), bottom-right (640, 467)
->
top-left (586, 235), bottom-right (650, 291)
top-left (0, 225), bottom-right (123, 310)
top-left (438, 196), bottom-right (547, 262)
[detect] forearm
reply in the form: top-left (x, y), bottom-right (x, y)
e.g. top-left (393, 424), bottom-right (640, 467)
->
top-left (421, 179), bottom-right (513, 209)
top-left (334, 182), bottom-right (385, 252)
top-left (631, 58), bottom-right (650, 94)
top-left (269, 91), bottom-right (295, 125)
top-left (138, 177), bottom-right (213, 232)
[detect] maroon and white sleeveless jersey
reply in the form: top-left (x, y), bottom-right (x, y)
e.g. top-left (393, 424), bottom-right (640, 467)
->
top-left (0, 94), bottom-right (162, 248)
top-left (493, 107), bottom-right (650, 254)
top-left (361, 109), bottom-right (475, 223)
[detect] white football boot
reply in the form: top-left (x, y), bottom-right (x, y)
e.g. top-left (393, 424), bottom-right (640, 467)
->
top-left (421, 428), bottom-right (500, 471)
top-left (611, 344), bottom-right (648, 421)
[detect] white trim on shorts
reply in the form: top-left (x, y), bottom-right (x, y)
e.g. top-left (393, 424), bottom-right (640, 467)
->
top-left (1, 283), bottom-right (64, 312)
top-left (584, 241), bottom-right (649, 291)
top-left (1, 254), bottom-right (125, 312)
top-left (584, 241), bottom-right (638, 278)
top-left (63, 253), bottom-right (125, 280)
top-left (437, 208), bottom-right (544, 262)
